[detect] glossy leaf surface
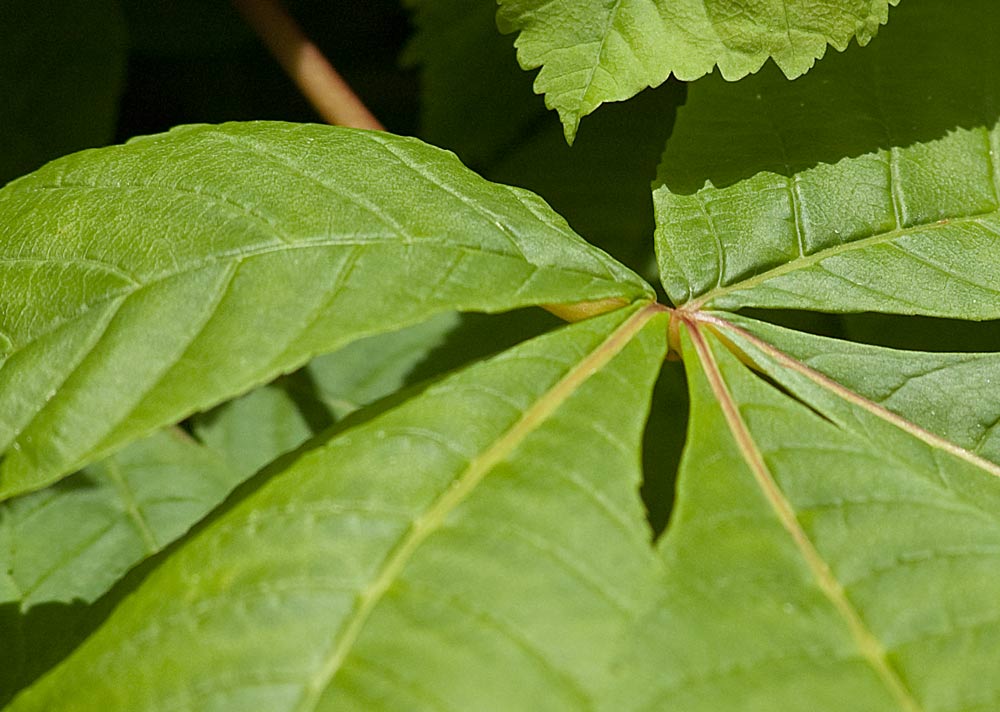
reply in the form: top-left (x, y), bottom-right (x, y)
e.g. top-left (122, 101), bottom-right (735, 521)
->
top-left (0, 122), bottom-right (650, 498)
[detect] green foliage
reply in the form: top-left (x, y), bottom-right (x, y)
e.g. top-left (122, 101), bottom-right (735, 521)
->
top-left (7, 306), bottom-right (667, 711)
top-left (653, 0), bottom-right (1000, 317)
top-left (498, 0), bottom-right (899, 142)
top-left (0, 123), bottom-right (647, 499)
top-left (2, 0), bottom-right (1000, 709)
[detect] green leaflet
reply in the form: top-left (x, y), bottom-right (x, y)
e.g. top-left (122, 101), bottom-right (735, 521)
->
top-left (403, 0), bottom-right (683, 277)
top-left (0, 310), bottom-right (484, 705)
top-left (8, 305), bottom-right (668, 712)
top-left (715, 314), bottom-right (1000, 466)
top-left (194, 312), bottom-right (464, 476)
top-left (0, 122), bottom-right (652, 499)
top-left (0, 0), bottom-right (126, 186)
top-left (193, 384), bottom-right (318, 481)
top-left (497, 0), bottom-right (897, 142)
top-left (611, 324), bottom-right (1000, 711)
top-left (655, 0), bottom-right (1000, 318)
top-left (305, 311), bottom-right (460, 419)
top-left (0, 428), bottom-right (248, 705)
top-left (0, 428), bottom-right (241, 610)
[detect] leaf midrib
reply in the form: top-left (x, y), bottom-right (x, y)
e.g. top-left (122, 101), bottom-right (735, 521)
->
top-left (685, 320), bottom-right (923, 712)
top-left (1, 236), bottom-right (619, 359)
top-left (292, 302), bottom-right (663, 711)
top-left (683, 208), bottom-right (999, 311)
top-left (702, 312), bottom-right (1000, 482)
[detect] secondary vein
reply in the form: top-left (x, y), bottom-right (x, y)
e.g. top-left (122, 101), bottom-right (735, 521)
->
top-left (682, 208), bottom-right (998, 311)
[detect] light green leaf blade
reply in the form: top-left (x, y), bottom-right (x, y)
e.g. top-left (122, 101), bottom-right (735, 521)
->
top-left (0, 428), bottom-right (242, 609)
top-left (0, 0), bottom-right (126, 186)
top-left (193, 312), bottom-right (461, 475)
top-left (498, 0), bottom-right (897, 142)
top-left (613, 324), bottom-right (1000, 710)
top-left (193, 384), bottom-right (318, 479)
top-left (404, 0), bottom-right (683, 279)
top-left (8, 304), bottom-right (668, 712)
top-left (655, 0), bottom-right (1000, 318)
top-left (715, 313), bottom-right (1000, 466)
top-left (0, 122), bottom-right (652, 499)
top-left (0, 427), bottom-right (252, 705)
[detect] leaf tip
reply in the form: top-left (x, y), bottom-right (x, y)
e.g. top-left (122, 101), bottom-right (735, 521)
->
top-left (560, 114), bottom-right (580, 146)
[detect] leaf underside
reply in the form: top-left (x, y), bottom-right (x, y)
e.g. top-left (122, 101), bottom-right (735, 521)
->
top-left (654, 0), bottom-right (1000, 318)
top-left (612, 320), bottom-right (1000, 711)
top-left (6, 0), bottom-right (1000, 708)
top-left (497, 0), bottom-right (898, 142)
top-left (8, 305), bottom-right (668, 712)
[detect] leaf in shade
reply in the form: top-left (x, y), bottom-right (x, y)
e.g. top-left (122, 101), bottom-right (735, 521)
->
top-left (306, 311), bottom-right (460, 419)
top-left (0, 428), bottom-right (250, 705)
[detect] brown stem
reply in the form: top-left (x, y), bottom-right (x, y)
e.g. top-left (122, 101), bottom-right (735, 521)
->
top-left (232, 0), bottom-right (647, 326)
top-left (232, 0), bottom-right (384, 131)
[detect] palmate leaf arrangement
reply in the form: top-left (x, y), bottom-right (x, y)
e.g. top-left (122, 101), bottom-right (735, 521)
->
top-left (2, 0), bottom-right (1000, 709)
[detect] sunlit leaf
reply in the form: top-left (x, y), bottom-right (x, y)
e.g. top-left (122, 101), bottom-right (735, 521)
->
top-left (498, 0), bottom-right (897, 142)
top-left (611, 322), bottom-right (1000, 710)
top-left (0, 122), bottom-right (651, 498)
top-left (8, 305), bottom-right (667, 711)
top-left (654, 0), bottom-right (1000, 318)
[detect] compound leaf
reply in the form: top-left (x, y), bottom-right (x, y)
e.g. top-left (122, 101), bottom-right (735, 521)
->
top-left (654, 0), bottom-right (1000, 318)
top-left (611, 322), bottom-right (1000, 710)
top-left (498, 0), bottom-right (897, 142)
top-left (8, 304), bottom-right (667, 712)
top-left (0, 122), bottom-right (651, 499)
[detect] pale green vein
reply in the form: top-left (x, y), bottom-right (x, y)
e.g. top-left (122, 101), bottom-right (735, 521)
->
top-left (104, 457), bottom-right (158, 554)
top-left (700, 312), bottom-right (1000, 481)
top-left (682, 209), bottom-right (999, 311)
top-left (685, 320), bottom-right (922, 712)
top-left (292, 302), bottom-right (663, 711)
top-left (577, 0), bottom-right (623, 112)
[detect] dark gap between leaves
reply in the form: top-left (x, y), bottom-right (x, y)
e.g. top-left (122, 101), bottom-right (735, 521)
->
top-left (738, 308), bottom-right (1000, 353)
top-left (642, 358), bottom-right (689, 540)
